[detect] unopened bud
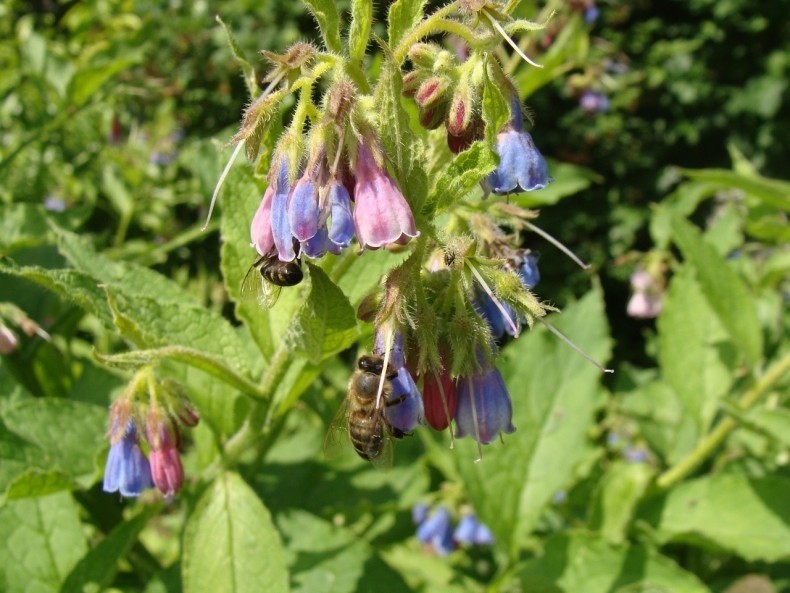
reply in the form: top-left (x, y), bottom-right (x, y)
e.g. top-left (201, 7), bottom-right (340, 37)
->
top-left (407, 42), bottom-right (442, 70)
top-left (401, 71), bottom-right (425, 97)
top-left (357, 292), bottom-right (381, 323)
top-left (415, 76), bottom-right (450, 109)
top-left (327, 80), bottom-right (356, 121)
top-left (446, 88), bottom-right (474, 137)
top-left (419, 105), bottom-right (448, 130)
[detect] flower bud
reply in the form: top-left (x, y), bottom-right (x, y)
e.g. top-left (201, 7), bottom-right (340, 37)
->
top-left (414, 76), bottom-right (450, 109)
top-left (407, 42), bottom-right (442, 70)
top-left (149, 426), bottom-right (184, 497)
top-left (445, 88), bottom-right (474, 137)
top-left (0, 325), bottom-right (19, 355)
top-left (422, 368), bottom-right (457, 431)
top-left (419, 105), bottom-right (447, 130)
top-left (401, 71), bottom-right (425, 98)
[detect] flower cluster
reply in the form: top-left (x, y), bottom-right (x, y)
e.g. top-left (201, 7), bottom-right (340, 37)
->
top-left (103, 374), bottom-right (198, 499)
top-left (413, 504), bottom-right (494, 556)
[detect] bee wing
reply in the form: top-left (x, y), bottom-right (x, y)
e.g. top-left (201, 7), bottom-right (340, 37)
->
top-left (240, 258), bottom-right (281, 309)
top-left (323, 396), bottom-right (352, 462)
top-left (258, 277), bottom-right (282, 309)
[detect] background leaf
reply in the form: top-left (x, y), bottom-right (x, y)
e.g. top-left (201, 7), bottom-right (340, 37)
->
top-left (348, 0), bottom-right (372, 64)
top-left (182, 472), bottom-right (289, 593)
top-left (302, 0), bottom-right (343, 53)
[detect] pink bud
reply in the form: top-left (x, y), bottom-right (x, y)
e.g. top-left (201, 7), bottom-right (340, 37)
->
top-left (422, 369), bottom-right (458, 431)
top-left (415, 77), bottom-right (449, 109)
top-left (149, 428), bottom-right (184, 497)
top-left (0, 325), bottom-right (19, 355)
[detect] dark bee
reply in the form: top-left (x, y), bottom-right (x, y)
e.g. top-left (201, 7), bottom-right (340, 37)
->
top-left (241, 251), bottom-right (303, 308)
top-left (326, 354), bottom-right (406, 466)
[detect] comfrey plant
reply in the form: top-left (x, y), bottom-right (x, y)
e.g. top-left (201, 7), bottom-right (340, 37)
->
top-left (200, 0), bottom-right (612, 467)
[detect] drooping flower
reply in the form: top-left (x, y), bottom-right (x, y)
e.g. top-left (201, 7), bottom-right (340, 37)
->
top-left (453, 514), bottom-right (495, 546)
top-left (627, 268), bottom-right (664, 319)
top-left (353, 142), bottom-right (418, 250)
top-left (148, 424), bottom-right (184, 497)
top-left (474, 287), bottom-right (516, 339)
top-left (269, 155), bottom-right (298, 262)
top-left (416, 506), bottom-right (455, 556)
top-left (519, 252), bottom-right (541, 289)
top-left (412, 502), bottom-right (429, 525)
top-left (422, 367), bottom-right (457, 431)
top-left (326, 179), bottom-right (355, 250)
top-left (103, 422), bottom-right (154, 497)
top-left (250, 186), bottom-right (275, 256)
top-left (373, 330), bottom-right (424, 433)
top-left (287, 168), bottom-right (321, 244)
top-left (455, 363), bottom-right (516, 444)
top-left (485, 98), bottom-right (550, 194)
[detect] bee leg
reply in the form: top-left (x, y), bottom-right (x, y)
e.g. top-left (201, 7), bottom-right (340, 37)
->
top-left (384, 394), bottom-right (407, 407)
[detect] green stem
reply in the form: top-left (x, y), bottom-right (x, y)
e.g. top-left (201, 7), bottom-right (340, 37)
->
top-left (656, 353), bottom-right (790, 490)
top-left (393, 1), bottom-right (461, 65)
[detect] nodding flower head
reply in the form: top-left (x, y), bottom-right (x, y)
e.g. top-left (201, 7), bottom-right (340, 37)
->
top-left (288, 167), bottom-right (322, 244)
top-left (455, 362), bottom-right (516, 445)
top-left (269, 155), bottom-right (298, 262)
top-left (326, 178), bottom-right (355, 250)
top-left (250, 186), bottom-right (275, 256)
top-left (103, 422), bottom-right (154, 498)
top-left (485, 98), bottom-right (550, 195)
top-left (353, 142), bottom-right (419, 250)
top-left (519, 252), bottom-right (541, 289)
top-left (416, 506), bottom-right (455, 556)
top-left (474, 286), bottom-right (518, 339)
top-left (374, 330), bottom-right (423, 433)
top-left (422, 366), bottom-right (457, 431)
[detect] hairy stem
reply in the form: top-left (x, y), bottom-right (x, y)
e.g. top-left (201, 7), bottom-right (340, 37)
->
top-left (393, 1), bottom-right (461, 65)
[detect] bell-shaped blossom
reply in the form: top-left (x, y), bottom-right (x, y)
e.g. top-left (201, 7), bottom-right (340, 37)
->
top-left (353, 143), bottom-right (418, 249)
top-left (455, 364), bottom-right (516, 444)
top-left (453, 514), bottom-right (495, 546)
top-left (474, 287), bottom-right (516, 339)
top-left (288, 173), bottom-right (321, 243)
top-left (269, 156), bottom-right (298, 262)
top-left (416, 506), bottom-right (455, 556)
top-left (485, 99), bottom-right (550, 195)
top-left (412, 502), bottom-right (429, 525)
top-left (149, 426), bottom-right (184, 497)
top-left (386, 366), bottom-right (424, 433)
top-left (327, 180), bottom-right (355, 249)
top-left (422, 368), bottom-right (457, 431)
top-left (250, 186), bottom-right (275, 256)
top-left (627, 291), bottom-right (663, 319)
top-left (103, 422), bottom-right (154, 497)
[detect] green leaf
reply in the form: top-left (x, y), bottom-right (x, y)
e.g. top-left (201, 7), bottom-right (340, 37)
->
top-left (670, 214), bottom-right (763, 367)
top-left (519, 531), bottom-right (708, 593)
top-left (640, 474), bottom-right (790, 562)
top-left (0, 203), bottom-right (50, 252)
top-left (588, 461), bottom-right (655, 545)
top-left (67, 57), bottom-right (140, 106)
top-left (216, 16), bottom-right (258, 98)
top-left (0, 492), bottom-right (88, 593)
top-left (288, 263), bottom-right (358, 364)
top-left (388, 0), bottom-right (426, 51)
top-left (657, 269), bottom-right (736, 435)
top-left (348, 0), bottom-right (372, 64)
top-left (454, 285), bottom-right (612, 555)
top-left (61, 508), bottom-right (156, 593)
top-left (1, 399), bottom-right (107, 501)
top-left (182, 472), bottom-right (289, 593)
top-left (332, 248), bottom-right (412, 308)
top-left (680, 167), bottom-right (790, 211)
top-left (302, 0), bottom-right (343, 53)
top-left (105, 288), bottom-right (250, 375)
top-left (428, 142), bottom-right (497, 214)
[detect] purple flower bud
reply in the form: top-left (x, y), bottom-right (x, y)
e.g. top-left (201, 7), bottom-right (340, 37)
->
top-left (0, 325), bottom-right (19, 355)
top-left (270, 156), bottom-right (297, 262)
top-left (474, 288), bottom-right (515, 339)
top-left (386, 367), bottom-right (424, 433)
top-left (417, 506), bottom-right (454, 556)
top-left (103, 422), bottom-right (154, 497)
top-left (353, 144), bottom-right (419, 249)
top-left (250, 187), bottom-right (275, 256)
top-left (149, 427), bottom-right (184, 497)
top-left (453, 514), bottom-right (495, 546)
top-left (326, 180), bottom-right (355, 249)
top-left (288, 172), bottom-right (321, 242)
top-left (455, 365), bottom-right (516, 444)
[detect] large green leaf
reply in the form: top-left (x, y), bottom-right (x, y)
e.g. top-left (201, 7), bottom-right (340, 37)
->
top-left (0, 492), bottom-right (88, 593)
top-left (454, 285), bottom-right (612, 554)
top-left (519, 531), bottom-right (708, 593)
top-left (679, 167), bottom-right (790, 211)
top-left (670, 214), bottom-right (763, 367)
top-left (588, 461), bottom-right (655, 545)
top-left (428, 142), bottom-right (497, 214)
top-left (640, 474), bottom-right (790, 562)
top-left (182, 472), bottom-right (289, 593)
top-left (657, 269), bottom-right (736, 436)
top-left (0, 399), bottom-right (106, 502)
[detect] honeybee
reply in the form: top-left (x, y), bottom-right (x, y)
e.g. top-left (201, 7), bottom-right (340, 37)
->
top-left (325, 354), bottom-right (406, 467)
top-left (241, 251), bottom-right (303, 308)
